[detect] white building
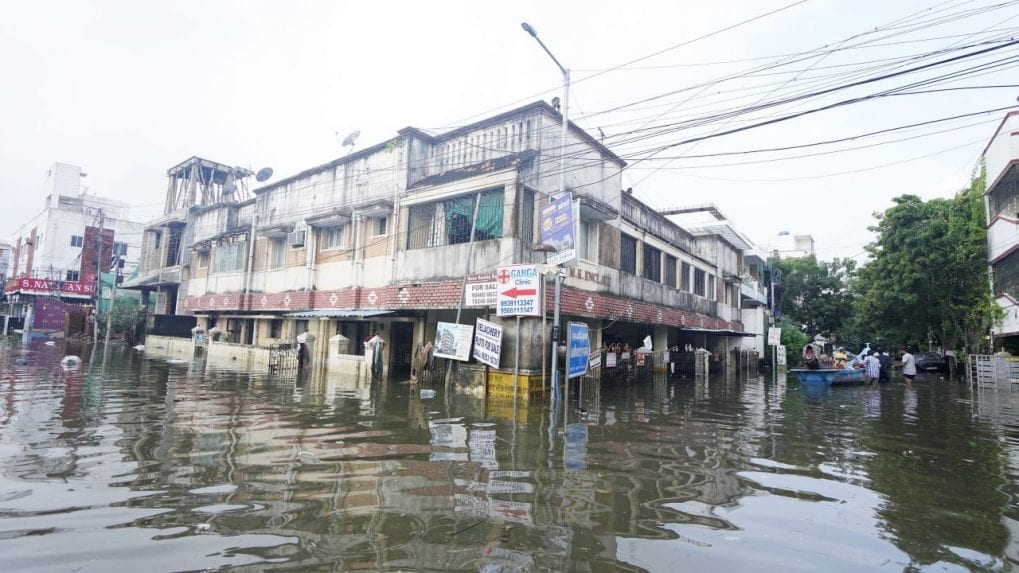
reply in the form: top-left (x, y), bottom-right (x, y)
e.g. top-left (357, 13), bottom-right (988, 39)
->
top-left (5, 162), bottom-right (144, 332)
top-left (984, 110), bottom-right (1019, 348)
top-left (770, 231), bottom-right (815, 259)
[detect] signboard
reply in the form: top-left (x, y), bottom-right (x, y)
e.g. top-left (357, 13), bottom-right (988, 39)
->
top-left (567, 322), bottom-right (590, 379)
top-left (473, 318), bottom-right (503, 368)
top-left (5, 277), bottom-right (97, 299)
top-left (434, 321), bottom-right (474, 361)
top-left (496, 265), bottom-right (542, 317)
top-left (589, 350), bottom-right (602, 369)
top-left (776, 345), bottom-right (787, 367)
top-left (465, 273), bottom-right (498, 307)
top-left (768, 327), bottom-right (782, 346)
top-left (540, 192), bottom-right (577, 265)
top-left (606, 352), bottom-right (617, 368)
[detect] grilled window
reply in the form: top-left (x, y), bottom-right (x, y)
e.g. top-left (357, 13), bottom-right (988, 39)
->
top-left (214, 242), bottom-right (247, 273)
top-left (406, 189), bottom-right (504, 249)
top-left (643, 244), bottom-right (661, 282)
top-left (620, 234), bottom-right (637, 274)
top-left (681, 262), bottom-right (691, 291)
top-left (665, 255), bottom-right (677, 287)
top-left (520, 189), bottom-right (535, 246)
top-left (993, 249), bottom-right (1019, 299)
top-left (694, 268), bottom-right (706, 297)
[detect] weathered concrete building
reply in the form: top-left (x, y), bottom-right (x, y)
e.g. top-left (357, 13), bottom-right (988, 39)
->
top-left (136, 101), bottom-right (759, 386)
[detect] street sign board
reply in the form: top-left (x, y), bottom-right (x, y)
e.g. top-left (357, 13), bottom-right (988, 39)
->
top-left (464, 273), bottom-right (498, 307)
top-left (434, 322), bottom-right (474, 362)
top-left (473, 318), bottom-right (503, 368)
top-left (540, 193), bottom-right (577, 265)
top-left (567, 322), bottom-right (590, 379)
top-left (776, 344), bottom-right (787, 367)
top-left (589, 350), bottom-right (602, 369)
top-left (496, 265), bottom-right (542, 317)
top-left (768, 327), bottom-right (782, 346)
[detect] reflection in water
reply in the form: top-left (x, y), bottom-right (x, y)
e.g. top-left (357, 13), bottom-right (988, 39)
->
top-left (0, 342), bottom-right (1016, 571)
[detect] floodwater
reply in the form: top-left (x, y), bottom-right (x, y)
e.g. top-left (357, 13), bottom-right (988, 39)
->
top-left (1, 341), bottom-right (1018, 572)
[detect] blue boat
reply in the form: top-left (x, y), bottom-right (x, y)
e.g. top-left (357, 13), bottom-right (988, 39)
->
top-left (790, 368), bottom-right (866, 385)
top-left (791, 342), bottom-right (869, 385)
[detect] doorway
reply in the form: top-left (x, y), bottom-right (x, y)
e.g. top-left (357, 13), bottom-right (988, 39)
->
top-left (390, 322), bottom-right (413, 380)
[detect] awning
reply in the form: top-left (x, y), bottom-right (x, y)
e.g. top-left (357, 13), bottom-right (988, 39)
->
top-left (680, 327), bottom-right (756, 337)
top-left (284, 309), bottom-right (394, 319)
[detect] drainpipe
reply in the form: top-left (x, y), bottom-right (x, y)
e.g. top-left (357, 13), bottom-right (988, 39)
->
top-left (304, 220), bottom-right (315, 291)
top-left (351, 210), bottom-right (360, 293)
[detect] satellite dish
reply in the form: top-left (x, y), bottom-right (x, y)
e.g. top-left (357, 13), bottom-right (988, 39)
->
top-left (341, 130), bottom-right (360, 148)
top-left (255, 167), bottom-right (274, 182)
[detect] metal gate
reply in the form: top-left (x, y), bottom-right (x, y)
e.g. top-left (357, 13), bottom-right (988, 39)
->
top-left (269, 343), bottom-right (300, 375)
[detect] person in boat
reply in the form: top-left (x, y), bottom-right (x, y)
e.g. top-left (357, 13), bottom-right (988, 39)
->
top-left (819, 353), bottom-right (833, 369)
top-left (803, 344), bottom-right (820, 369)
top-left (833, 348), bottom-right (848, 369)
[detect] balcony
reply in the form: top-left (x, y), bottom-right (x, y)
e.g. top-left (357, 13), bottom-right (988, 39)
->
top-left (740, 275), bottom-right (768, 306)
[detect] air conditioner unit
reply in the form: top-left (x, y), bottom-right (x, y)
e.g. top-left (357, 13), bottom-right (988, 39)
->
top-left (288, 230), bottom-right (306, 247)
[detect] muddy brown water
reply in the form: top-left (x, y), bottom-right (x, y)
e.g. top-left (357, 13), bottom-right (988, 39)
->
top-left (0, 339), bottom-right (1016, 572)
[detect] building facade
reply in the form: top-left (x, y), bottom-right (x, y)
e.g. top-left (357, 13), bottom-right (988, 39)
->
top-left (135, 101), bottom-right (760, 382)
top-left (5, 162), bottom-right (143, 334)
top-left (985, 110), bottom-right (1019, 348)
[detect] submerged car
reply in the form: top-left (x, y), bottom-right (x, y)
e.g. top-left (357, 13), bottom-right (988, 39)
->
top-left (914, 352), bottom-right (946, 372)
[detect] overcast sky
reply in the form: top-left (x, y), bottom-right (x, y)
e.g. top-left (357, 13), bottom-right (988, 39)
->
top-left (2, 0), bottom-right (1016, 260)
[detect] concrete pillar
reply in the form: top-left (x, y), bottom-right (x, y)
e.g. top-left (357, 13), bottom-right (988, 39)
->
top-left (316, 318), bottom-right (330, 365)
top-left (695, 348), bottom-right (710, 378)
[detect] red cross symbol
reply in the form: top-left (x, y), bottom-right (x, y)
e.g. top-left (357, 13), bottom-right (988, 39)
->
top-left (497, 269), bottom-right (511, 284)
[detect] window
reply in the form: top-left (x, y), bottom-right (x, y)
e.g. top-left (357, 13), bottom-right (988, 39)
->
top-left (269, 238), bottom-right (287, 270)
top-left (642, 244), bottom-right (661, 282)
top-left (665, 255), bottom-right (677, 287)
top-left (406, 189), bottom-right (504, 249)
top-left (681, 262), bottom-right (691, 292)
top-left (65, 270), bottom-right (79, 282)
top-left (694, 268), bottom-right (706, 297)
top-left (371, 216), bottom-right (389, 237)
top-left (197, 251), bottom-right (209, 269)
top-left (269, 319), bottom-right (283, 339)
top-left (213, 241), bottom-right (247, 273)
top-left (708, 274), bottom-right (716, 300)
top-left (578, 219), bottom-right (598, 262)
top-left (153, 231), bottom-right (162, 250)
top-left (321, 226), bottom-right (344, 249)
top-left (70, 235), bottom-right (83, 247)
top-left (520, 189), bottom-right (535, 246)
top-left (113, 241), bottom-right (128, 256)
top-left (620, 234), bottom-right (637, 274)
top-left (994, 250), bottom-right (1019, 298)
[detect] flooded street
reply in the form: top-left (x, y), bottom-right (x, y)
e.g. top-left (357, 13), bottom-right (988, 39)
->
top-left (1, 340), bottom-right (1018, 572)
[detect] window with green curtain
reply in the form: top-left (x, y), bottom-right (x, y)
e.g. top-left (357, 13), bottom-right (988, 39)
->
top-left (444, 195), bottom-right (474, 244)
top-left (474, 189), bottom-right (504, 240)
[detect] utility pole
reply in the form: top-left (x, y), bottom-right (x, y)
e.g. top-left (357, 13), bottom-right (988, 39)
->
top-left (103, 253), bottom-right (119, 348)
top-left (93, 209), bottom-right (104, 344)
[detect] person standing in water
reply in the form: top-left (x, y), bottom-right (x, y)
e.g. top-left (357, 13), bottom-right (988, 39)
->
top-left (900, 346), bottom-right (916, 387)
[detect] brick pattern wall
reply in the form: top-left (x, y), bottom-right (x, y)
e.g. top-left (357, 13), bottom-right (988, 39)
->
top-left (182, 280), bottom-right (742, 332)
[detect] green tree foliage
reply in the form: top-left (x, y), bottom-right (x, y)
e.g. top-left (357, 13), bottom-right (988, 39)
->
top-left (777, 316), bottom-right (811, 366)
top-left (770, 255), bottom-right (857, 337)
top-left (99, 297), bottom-right (144, 345)
top-left (854, 167), bottom-right (998, 353)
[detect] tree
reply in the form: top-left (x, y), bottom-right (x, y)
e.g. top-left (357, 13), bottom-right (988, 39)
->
top-left (770, 255), bottom-right (857, 337)
top-left (853, 167), bottom-right (998, 353)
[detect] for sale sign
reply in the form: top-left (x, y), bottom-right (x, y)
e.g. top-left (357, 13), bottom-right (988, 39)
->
top-left (473, 318), bottom-right (503, 368)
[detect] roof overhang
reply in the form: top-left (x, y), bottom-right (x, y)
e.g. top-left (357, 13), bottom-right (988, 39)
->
top-left (257, 223), bottom-right (294, 238)
top-left (577, 194), bottom-right (618, 222)
top-left (284, 309), bottom-right (394, 319)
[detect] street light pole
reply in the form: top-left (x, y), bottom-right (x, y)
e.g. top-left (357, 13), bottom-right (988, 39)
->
top-left (522, 21), bottom-right (571, 404)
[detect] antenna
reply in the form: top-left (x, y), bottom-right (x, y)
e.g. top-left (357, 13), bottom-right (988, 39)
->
top-left (255, 167), bottom-right (274, 182)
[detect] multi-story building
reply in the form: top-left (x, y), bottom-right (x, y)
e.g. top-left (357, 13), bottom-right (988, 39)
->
top-left (136, 101), bottom-right (756, 383)
top-left (5, 162), bottom-right (144, 334)
top-left (770, 231), bottom-right (815, 259)
top-left (984, 110), bottom-right (1019, 349)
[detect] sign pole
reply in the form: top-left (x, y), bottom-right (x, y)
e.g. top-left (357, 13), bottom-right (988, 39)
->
top-left (445, 192), bottom-right (483, 389)
top-left (514, 315), bottom-right (521, 418)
